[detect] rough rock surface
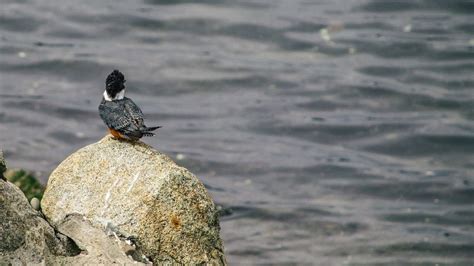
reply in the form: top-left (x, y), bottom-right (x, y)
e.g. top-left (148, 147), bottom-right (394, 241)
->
top-left (54, 214), bottom-right (148, 265)
top-left (1, 149), bottom-right (146, 265)
top-left (0, 179), bottom-right (80, 264)
top-left (0, 150), bottom-right (6, 180)
top-left (42, 135), bottom-right (226, 265)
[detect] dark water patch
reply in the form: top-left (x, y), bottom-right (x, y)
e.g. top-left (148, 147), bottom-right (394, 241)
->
top-left (254, 120), bottom-right (414, 145)
top-left (424, 0), bottom-right (474, 14)
top-left (427, 49), bottom-right (474, 62)
top-left (421, 63), bottom-right (474, 74)
top-left (404, 75), bottom-right (474, 90)
top-left (134, 75), bottom-right (298, 96)
top-left (220, 24), bottom-right (315, 51)
top-left (227, 248), bottom-right (265, 258)
top-left (187, 75), bottom-right (297, 91)
top-left (49, 130), bottom-right (87, 144)
top-left (357, 1), bottom-right (420, 12)
top-left (134, 75), bottom-right (297, 96)
top-left (66, 13), bottom-right (125, 25)
top-left (273, 164), bottom-right (381, 184)
top-left (342, 39), bottom-right (430, 59)
top-left (131, 17), bottom-right (221, 36)
top-left (45, 28), bottom-right (97, 39)
top-left (0, 16), bottom-right (42, 33)
top-left (383, 212), bottom-right (474, 226)
top-left (0, 46), bottom-right (25, 55)
top-left (315, 44), bottom-right (355, 57)
top-left (343, 85), bottom-right (472, 111)
top-left (0, 113), bottom-right (46, 127)
top-left (144, 0), bottom-right (221, 4)
top-left (297, 99), bottom-right (342, 111)
top-left (175, 157), bottom-right (268, 177)
top-left (365, 134), bottom-right (474, 157)
top-left (342, 180), bottom-right (474, 205)
top-left (226, 205), bottom-right (336, 220)
top-left (345, 22), bottom-right (397, 31)
top-left (226, 205), bottom-right (365, 236)
top-left (359, 0), bottom-right (474, 14)
top-left (203, 184), bottom-right (226, 193)
top-left (455, 23), bottom-right (474, 34)
top-left (3, 100), bottom-right (97, 121)
top-left (358, 66), bottom-right (408, 78)
top-left (33, 41), bottom-right (75, 48)
top-left (372, 242), bottom-right (474, 257)
top-left (0, 60), bottom-right (112, 82)
top-left (128, 16), bottom-right (166, 30)
top-left (286, 21), bottom-right (327, 33)
top-left (351, 261), bottom-right (469, 266)
top-left (144, 0), bottom-right (270, 8)
top-left (144, 111), bottom-right (204, 121)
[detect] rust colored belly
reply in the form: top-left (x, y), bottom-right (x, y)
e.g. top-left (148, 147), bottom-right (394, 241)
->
top-left (108, 128), bottom-right (125, 139)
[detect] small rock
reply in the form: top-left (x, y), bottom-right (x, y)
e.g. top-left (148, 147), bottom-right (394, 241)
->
top-left (30, 197), bottom-right (40, 210)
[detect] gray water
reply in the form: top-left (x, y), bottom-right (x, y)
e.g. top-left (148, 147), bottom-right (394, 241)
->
top-left (1, 0), bottom-right (474, 264)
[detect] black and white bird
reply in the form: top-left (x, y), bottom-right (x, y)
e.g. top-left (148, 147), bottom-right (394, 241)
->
top-left (98, 70), bottom-right (160, 141)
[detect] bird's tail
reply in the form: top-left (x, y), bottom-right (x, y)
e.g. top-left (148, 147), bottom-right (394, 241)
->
top-left (141, 126), bottom-right (161, 137)
top-left (143, 132), bottom-right (155, 137)
top-left (145, 126), bottom-right (161, 132)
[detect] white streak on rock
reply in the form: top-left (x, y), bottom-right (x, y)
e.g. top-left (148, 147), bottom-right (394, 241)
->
top-left (103, 177), bottom-right (121, 215)
top-left (127, 173), bottom-right (140, 193)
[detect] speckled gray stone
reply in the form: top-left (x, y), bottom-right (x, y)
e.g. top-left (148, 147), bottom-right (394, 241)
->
top-left (0, 180), bottom-right (80, 264)
top-left (1, 150), bottom-right (6, 180)
top-left (42, 135), bottom-right (226, 265)
top-left (30, 197), bottom-right (40, 210)
top-left (54, 214), bottom-right (148, 265)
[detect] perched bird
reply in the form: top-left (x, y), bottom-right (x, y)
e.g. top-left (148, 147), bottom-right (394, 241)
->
top-left (99, 70), bottom-right (160, 141)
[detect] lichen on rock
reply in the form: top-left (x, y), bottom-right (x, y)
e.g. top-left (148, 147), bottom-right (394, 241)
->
top-left (42, 135), bottom-right (226, 265)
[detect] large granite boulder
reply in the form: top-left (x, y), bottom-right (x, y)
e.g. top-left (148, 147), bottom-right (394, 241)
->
top-left (42, 135), bottom-right (226, 265)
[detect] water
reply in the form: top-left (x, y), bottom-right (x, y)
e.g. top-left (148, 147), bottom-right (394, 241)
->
top-left (1, 0), bottom-right (474, 264)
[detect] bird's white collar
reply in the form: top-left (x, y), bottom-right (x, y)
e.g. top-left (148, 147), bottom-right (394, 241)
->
top-left (103, 89), bottom-right (125, 101)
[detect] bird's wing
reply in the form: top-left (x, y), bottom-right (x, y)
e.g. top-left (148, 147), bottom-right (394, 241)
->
top-left (99, 100), bottom-right (136, 131)
top-left (123, 97), bottom-right (145, 128)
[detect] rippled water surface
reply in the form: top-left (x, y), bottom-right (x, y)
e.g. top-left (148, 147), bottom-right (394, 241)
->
top-left (1, 0), bottom-right (474, 264)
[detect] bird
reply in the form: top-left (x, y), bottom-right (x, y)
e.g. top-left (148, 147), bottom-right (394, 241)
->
top-left (98, 70), bottom-right (160, 141)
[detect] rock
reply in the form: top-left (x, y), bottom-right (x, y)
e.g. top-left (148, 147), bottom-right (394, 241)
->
top-left (42, 135), bottom-right (226, 265)
top-left (0, 181), bottom-right (149, 264)
top-left (0, 150), bottom-right (6, 180)
top-left (0, 180), bottom-right (80, 264)
top-left (54, 214), bottom-right (148, 265)
top-left (0, 150), bottom-right (152, 265)
top-left (30, 197), bottom-right (40, 210)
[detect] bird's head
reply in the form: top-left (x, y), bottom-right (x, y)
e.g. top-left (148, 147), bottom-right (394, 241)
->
top-left (105, 69), bottom-right (126, 100)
